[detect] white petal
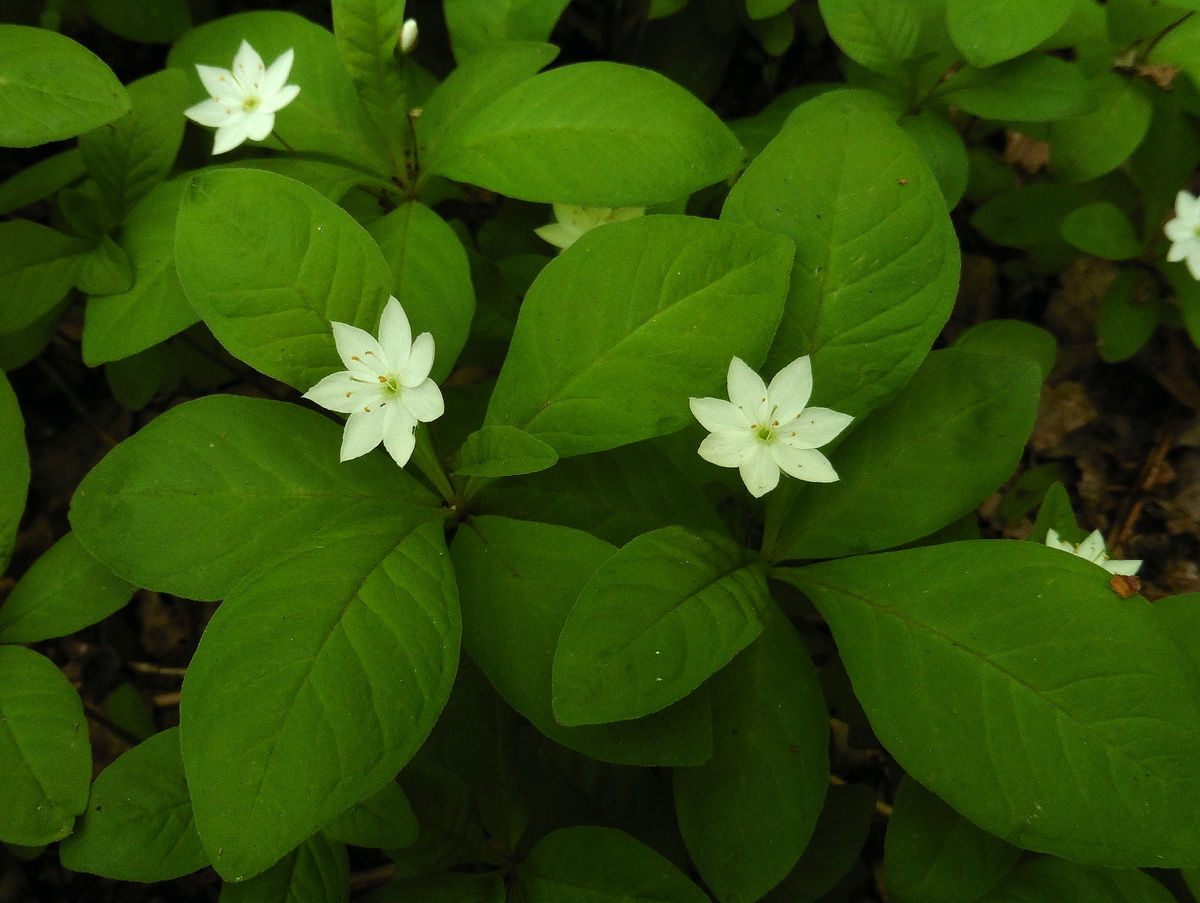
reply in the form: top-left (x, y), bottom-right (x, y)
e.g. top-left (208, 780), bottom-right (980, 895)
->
top-left (534, 223), bottom-right (581, 250)
top-left (211, 117), bottom-right (251, 154)
top-left (726, 357), bottom-right (768, 420)
top-left (196, 64), bottom-right (239, 101)
top-left (378, 298), bottom-right (413, 369)
top-left (232, 40), bottom-right (266, 92)
top-left (402, 333), bottom-right (436, 386)
top-left (772, 445), bottom-right (839, 483)
top-left (766, 356), bottom-right (814, 423)
top-left (608, 207), bottom-right (646, 224)
top-left (778, 407), bottom-right (853, 450)
top-left (340, 409), bottom-right (386, 461)
top-left (261, 48), bottom-right (295, 97)
top-left (1045, 528), bottom-right (1075, 553)
top-left (698, 429), bottom-right (752, 467)
top-left (1076, 529), bottom-right (1107, 562)
top-left (260, 83), bottom-right (300, 114)
top-left (333, 321), bottom-right (388, 374)
top-left (738, 443), bottom-right (781, 497)
top-left (244, 109), bottom-right (275, 142)
top-left (1164, 218), bottom-right (1193, 242)
top-left (401, 378), bottom-right (444, 422)
top-left (689, 396), bottom-right (747, 433)
top-left (381, 404), bottom-right (418, 466)
top-left (1102, 558), bottom-right (1142, 576)
top-left (1177, 190), bottom-right (1198, 218)
top-left (1187, 249), bottom-right (1200, 282)
top-left (1167, 239), bottom-right (1190, 262)
top-left (302, 370), bottom-right (378, 414)
top-left (184, 97), bottom-right (233, 127)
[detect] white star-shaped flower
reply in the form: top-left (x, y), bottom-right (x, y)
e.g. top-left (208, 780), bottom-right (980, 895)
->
top-left (1045, 528), bottom-right (1141, 576)
top-left (303, 297), bottom-right (444, 467)
top-left (184, 40), bottom-right (300, 155)
top-left (689, 356), bottom-right (853, 498)
top-left (534, 204), bottom-right (646, 251)
top-left (1164, 189), bottom-right (1200, 280)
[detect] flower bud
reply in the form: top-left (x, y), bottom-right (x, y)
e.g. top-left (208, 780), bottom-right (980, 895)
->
top-left (399, 18), bottom-right (418, 54)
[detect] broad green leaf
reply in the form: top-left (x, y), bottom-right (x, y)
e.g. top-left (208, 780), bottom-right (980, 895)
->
top-left (780, 540), bottom-right (1200, 867)
top-left (78, 68), bottom-right (188, 218)
top-left (723, 90), bottom-right (959, 418)
top-left (359, 872), bottom-right (506, 903)
top-left (976, 856), bottom-right (1177, 903)
top-left (169, 11), bottom-right (389, 174)
top-left (0, 219), bottom-right (88, 334)
top-left (817, 0), bottom-right (921, 74)
top-left (0, 532), bottom-right (133, 643)
top-left (1061, 202), bottom-right (1141, 260)
top-left (1098, 270), bottom-right (1159, 363)
top-left (485, 215), bottom-right (792, 457)
top-left (59, 728), bottom-right (207, 882)
top-left (431, 62), bottom-right (745, 206)
top-left (747, 10), bottom-right (796, 55)
top-left (898, 110), bottom-right (969, 209)
top-left (553, 526), bottom-right (770, 726)
top-left (0, 646), bottom-right (90, 845)
top-left (0, 148), bottom-right (85, 216)
top-left (392, 755), bottom-right (499, 874)
top-left (75, 235), bottom-right (134, 296)
top-left (322, 779), bottom-right (418, 849)
top-left (0, 25), bottom-right (130, 147)
top-left (773, 350), bottom-right (1041, 560)
top-left (71, 395), bottom-right (436, 601)
top-left (368, 201), bottom-right (475, 383)
top-left (83, 179), bottom-right (197, 366)
top-left (514, 826), bottom-right (709, 903)
top-left (970, 183), bottom-right (1086, 249)
top-left (82, 0), bottom-right (190, 42)
top-left (445, 0), bottom-right (572, 61)
top-left (952, 319), bottom-right (1057, 381)
top-left (219, 833), bottom-right (349, 903)
top-left (1030, 481), bottom-right (1082, 546)
top-left (0, 303), bottom-right (62, 374)
top-left (451, 516), bottom-right (714, 766)
top-left (1049, 74), bottom-right (1152, 183)
top-left (106, 346), bottom-right (165, 411)
top-left (674, 604), bottom-right (829, 903)
top-left (104, 684), bottom-right (155, 742)
top-left (175, 167), bottom-right (394, 390)
top-left (884, 777), bottom-right (1020, 903)
top-left (947, 0), bottom-right (1074, 67)
top-left (1129, 89), bottom-right (1200, 233)
top-left (453, 425), bottom-right (557, 478)
top-left (476, 440), bottom-right (725, 547)
top-left (935, 56), bottom-right (1093, 122)
top-left (0, 371), bottom-right (28, 571)
top-left (182, 515), bottom-right (459, 880)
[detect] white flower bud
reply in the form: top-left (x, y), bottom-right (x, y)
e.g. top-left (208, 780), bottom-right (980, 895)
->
top-left (399, 18), bottom-right (418, 54)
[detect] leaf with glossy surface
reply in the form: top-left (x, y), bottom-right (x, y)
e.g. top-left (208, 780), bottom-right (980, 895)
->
top-left (219, 833), bottom-right (348, 903)
top-left (453, 425), bottom-right (557, 478)
top-left (0, 147), bottom-right (85, 217)
top-left (445, 0), bottom-right (572, 60)
top-left (486, 215), bottom-right (791, 456)
top-left (723, 90), bottom-right (959, 417)
top-left (817, 0), bottom-right (920, 74)
top-left (780, 540), bottom-right (1200, 867)
top-left (0, 372), bottom-right (28, 571)
top-left (1049, 74), bottom-right (1153, 183)
top-left (936, 56), bottom-right (1093, 122)
top-left (948, 0), bottom-right (1073, 68)
top-left (976, 856), bottom-right (1177, 903)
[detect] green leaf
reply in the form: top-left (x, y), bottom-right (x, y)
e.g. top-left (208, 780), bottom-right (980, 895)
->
top-left (451, 516), bottom-right (714, 766)
top-left (78, 68), bottom-right (188, 217)
top-left (181, 514), bottom-right (459, 880)
top-left (430, 62), bottom-right (745, 206)
top-left (0, 532), bottom-right (133, 643)
top-left (169, 11), bottom-right (389, 174)
top-left (175, 167), bottom-right (394, 390)
top-left (1129, 89), bottom-right (1200, 233)
top-left (453, 425), bottom-right (558, 477)
top-left (970, 182), bottom-right (1086, 250)
top-left (1097, 269), bottom-right (1159, 364)
top-left (485, 215), bottom-right (792, 457)
top-left (947, 0), bottom-right (1074, 68)
top-left (0, 25), bottom-right (130, 147)
top-left (553, 526), bottom-right (770, 726)
top-left (1049, 74), bottom-right (1153, 183)
top-left (105, 345), bottom-right (165, 411)
top-left (368, 201), bottom-right (475, 383)
top-left (674, 603), bottom-right (829, 903)
top-left (723, 90), bottom-right (959, 418)
top-left (898, 110), bottom-right (969, 209)
top-left (75, 235), bottom-right (134, 296)
top-left (59, 728), bottom-right (207, 882)
top-left (775, 349), bottom-right (1040, 560)
top-left (445, 0), bottom-right (572, 61)
top-left (0, 371), bottom-right (28, 571)
top-left (976, 856), bottom-right (1177, 903)
top-left (71, 394), bottom-right (436, 601)
top-left (884, 777), bottom-right (1020, 903)
top-left (322, 779), bottom-right (419, 849)
top-left (1030, 481), bottom-right (1082, 545)
top-left (82, 0), bottom-right (191, 43)
top-left (0, 147), bottom-right (85, 216)
top-left (0, 219), bottom-right (88, 334)
top-left (952, 320), bottom-right (1057, 381)
top-left (0, 646), bottom-right (90, 845)
top-left (817, 0), bottom-right (921, 74)
top-left (779, 540), bottom-right (1200, 868)
top-left (82, 178), bottom-right (197, 366)
top-left (218, 833), bottom-right (349, 903)
top-left (514, 826), bottom-right (709, 903)
top-left (935, 56), bottom-right (1093, 122)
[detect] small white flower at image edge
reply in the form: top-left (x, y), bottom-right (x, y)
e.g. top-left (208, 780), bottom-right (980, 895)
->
top-left (184, 39), bottom-right (300, 155)
top-left (689, 355), bottom-right (853, 498)
top-left (1164, 189), bottom-right (1200, 281)
top-left (535, 204), bottom-right (646, 251)
top-left (399, 18), bottom-right (419, 53)
top-left (302, 296), bottom-right (444, 468)
top-left (1045, 528), bottom-right (1141, 576)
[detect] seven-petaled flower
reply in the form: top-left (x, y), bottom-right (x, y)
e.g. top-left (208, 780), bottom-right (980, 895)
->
top-left (1044, 528), bottom-right (1141, 576)
top-left (1164, 189), bottom-right (1200, 280)
top-left (535, 204), bottom-right (646, 251)
top-left (689, 356), bottom-right (853, 498)
top-left (184, 40), bottom-right (300, 155)
top-left (303, 296), bottom-right (444, 467)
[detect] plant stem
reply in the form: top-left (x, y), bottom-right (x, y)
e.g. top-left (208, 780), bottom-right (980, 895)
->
top-left (271, 129), bottom-right (303, 159)
top-left (412, 426), bottom-right (455, 502)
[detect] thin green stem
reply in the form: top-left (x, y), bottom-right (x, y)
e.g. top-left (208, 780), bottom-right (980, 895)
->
top-left (271, 129), bottom-right (303, 159)
top-left (1137, 12), bottom-right (1194, 66)
top-left (411, 426), bottom-right (455, 502)
top-left (759, 488), bottom-right (789, 563)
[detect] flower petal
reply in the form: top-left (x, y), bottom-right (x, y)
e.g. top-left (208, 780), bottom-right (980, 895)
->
top-left (244, 110), bottom-right (275, 142)
top-left (184, 97), bottom-right (233, 128)
top-left (196, 64), bottom-right (238, 101)
top-left (698, 429), bottom-right (751, 467)
top-left (232, 40), bottom-right (266, 92)
top-left (1167, 239), bottom-right (1190, 262)
top-left (401, 378), bottom-right (444, 423)
top-left (340, 409), bottom-right (386, 461)
top-left (726, 357), bottom-right (768, 420)
top-left (1044, 528), bottom-right (1075, 553)
top-left (1187, 249), bottom-right (1200, 282)
top-left (1164, 218), bottom-right (1193, 243)
top-left (738, 443), bottom-right (780, 497)
top-left (261, 48), bottom-right (295, 97)
top-left (259, 83), bottom-right (300, 114)
top-left (211, 117), bottom-right (251, 154)
top-left (381, 404), bottom-right (418, 466)
top-left (333, 321), bottom-right (388, 374)
top-left (534, 223), bottom-right (581, 250)
top-left (302, 370), bottom-right (378, 414)
top-left (689, 396), bottom-right (747, 433)
top-left (1102, 558), bottom-right (1142, 576)
top-left (772, 444), bottom-right (839, 483)
top-left (778, 407), bottom-right (854, 450)
top-left (608, 207), bottom-right (646, 224)
top-left (402, 332), bottom-right (436, 386)
top-left (766, 356), bottom-right (814, 423)
top-left (1177, 190), bottom-right (1198, 218)
top-left (378, 297), bottom-right (413, 369)
top-left (1076, 529), bottom-right (1107, 562)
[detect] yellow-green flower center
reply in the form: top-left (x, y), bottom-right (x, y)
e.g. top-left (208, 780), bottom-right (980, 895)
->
top-left (242, 95), bottom-right (261, 112)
